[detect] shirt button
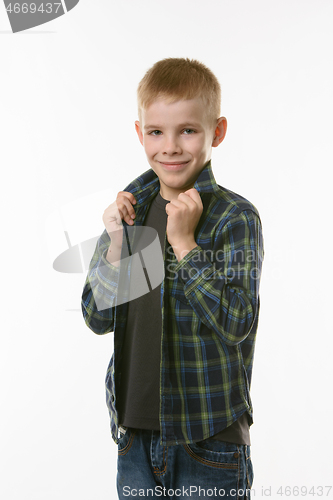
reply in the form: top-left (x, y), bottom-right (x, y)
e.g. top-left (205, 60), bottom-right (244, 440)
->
top-left (233, 452), bottom-right (239, 458)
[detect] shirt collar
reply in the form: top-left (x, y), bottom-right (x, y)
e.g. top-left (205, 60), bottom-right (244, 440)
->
top-left (193, 160), bottom-right (220, 194)
top-left (124, 160), bottom-right (219, 208)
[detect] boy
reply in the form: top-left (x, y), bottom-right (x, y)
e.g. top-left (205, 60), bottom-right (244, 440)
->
top-left (81, 58), bottom-right (263, 499)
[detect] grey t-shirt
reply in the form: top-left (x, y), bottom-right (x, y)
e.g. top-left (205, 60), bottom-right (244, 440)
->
top-left (118, 191), bottom-right (250, 445)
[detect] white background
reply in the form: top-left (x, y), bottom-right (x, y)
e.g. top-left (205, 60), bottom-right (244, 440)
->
top-left (1, 1), bottom-right (332, 499)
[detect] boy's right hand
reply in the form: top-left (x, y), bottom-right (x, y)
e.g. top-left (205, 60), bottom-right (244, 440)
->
top-left (102, 191), bottom-right (137, 250)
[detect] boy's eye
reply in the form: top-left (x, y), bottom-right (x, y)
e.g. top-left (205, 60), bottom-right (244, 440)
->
top-left (148, 129), bottom-right (195, 136)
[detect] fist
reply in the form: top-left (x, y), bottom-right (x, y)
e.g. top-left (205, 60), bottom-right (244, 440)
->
top-left (102, 191), bottom-right (136, 249)
top-left (165, 188), bottom-right (203, 250)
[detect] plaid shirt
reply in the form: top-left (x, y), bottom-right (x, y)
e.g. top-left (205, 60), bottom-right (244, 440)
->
top-left (81, 160), bottom-right (264, 446)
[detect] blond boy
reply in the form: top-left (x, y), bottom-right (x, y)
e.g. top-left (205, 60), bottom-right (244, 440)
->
top-left (82, 58), bottom-right (263, 499)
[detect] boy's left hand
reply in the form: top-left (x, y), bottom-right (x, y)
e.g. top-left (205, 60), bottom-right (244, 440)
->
top-left (165, 188), bottom-right (203, 261)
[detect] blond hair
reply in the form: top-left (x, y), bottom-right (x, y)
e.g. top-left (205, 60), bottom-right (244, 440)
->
top-left (137, 58), bottom-right (221, 124)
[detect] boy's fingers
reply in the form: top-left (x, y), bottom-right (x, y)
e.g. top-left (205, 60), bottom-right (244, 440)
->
top-left (182, 189), bottom-right (203, 211)
top-left (104, 192), bottom-right (136, 230)
top-left (117, 191), bottom-right (137, 207)
top-left (116, 194), bottom-right (136, 224)
top-left (177, 193), bottom-right (194, 207)
top-left (176, 193), bottom-right (200, 212)
top-left (119, 200), bottom-right (135, 222)
top-left (183, 188), bottom-right (201, 204)
top-left (168, 199), bottom-right (184, 209)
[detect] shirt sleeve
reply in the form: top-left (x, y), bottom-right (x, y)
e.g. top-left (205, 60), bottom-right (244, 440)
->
top-left (173, 210), bottom-right (264, 346)
top-left (81, 229), bottom-right (120, 335)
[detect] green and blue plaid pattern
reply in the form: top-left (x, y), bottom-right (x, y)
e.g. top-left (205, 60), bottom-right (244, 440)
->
top-left (81, 161), bottom-right (264, 446)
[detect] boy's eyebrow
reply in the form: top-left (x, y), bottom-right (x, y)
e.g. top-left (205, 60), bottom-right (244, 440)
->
top-left (144, 122), bottom-right (202, 130)
top-left (143, 125), bottom-right (160, 130)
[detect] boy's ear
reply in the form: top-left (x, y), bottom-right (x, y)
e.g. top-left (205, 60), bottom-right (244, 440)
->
top-left (212, 117), bottom-right (227, 147)
top-left (135, 121), bottom-right (144, 146)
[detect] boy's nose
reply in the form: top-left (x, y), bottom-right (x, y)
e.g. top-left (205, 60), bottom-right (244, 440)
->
top-left (162, 135), bottom-right (182, 155)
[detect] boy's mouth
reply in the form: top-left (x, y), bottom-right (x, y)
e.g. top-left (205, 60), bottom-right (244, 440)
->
top-left (158, 160), bottom-right (190, 171)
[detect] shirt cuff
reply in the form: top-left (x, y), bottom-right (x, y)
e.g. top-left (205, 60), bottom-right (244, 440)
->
top-left (96, 249), bottom-right (120, 291)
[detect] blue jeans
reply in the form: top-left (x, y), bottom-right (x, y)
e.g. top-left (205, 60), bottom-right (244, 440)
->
top-left (117, 428), bottom-right (254, 499)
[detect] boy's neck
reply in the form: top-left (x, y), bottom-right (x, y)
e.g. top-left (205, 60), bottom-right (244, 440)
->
top-left (159, 181), bottom-right (197, 201)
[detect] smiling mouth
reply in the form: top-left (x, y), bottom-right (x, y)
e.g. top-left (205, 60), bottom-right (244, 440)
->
top-left (158, 160), bottom-right (190, 170)
top-left (160, 161), bottom-right (189, 164)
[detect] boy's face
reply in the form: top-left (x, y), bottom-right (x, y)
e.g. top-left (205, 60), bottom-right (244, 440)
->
top-left (135, 97), bottom-right (226, 201)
